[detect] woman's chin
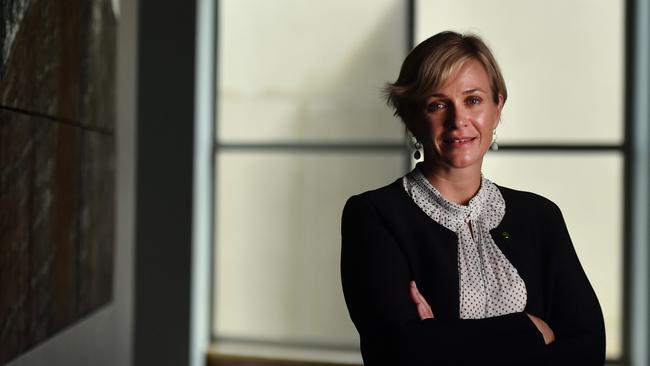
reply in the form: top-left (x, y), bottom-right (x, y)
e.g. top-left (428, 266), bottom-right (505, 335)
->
top-left (424, 150), bottom-right (485, 172)
top-left (439, 156), bottom-right (483, 171)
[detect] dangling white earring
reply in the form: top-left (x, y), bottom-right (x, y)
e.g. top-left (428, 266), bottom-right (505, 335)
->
top-left (413, 140), bottom-right (422, 160)
top-left (490, 130), bottom-right (499, 151)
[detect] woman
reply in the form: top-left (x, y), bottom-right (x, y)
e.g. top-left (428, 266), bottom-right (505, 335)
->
top-left (340, 31), bottom-right (605, 365)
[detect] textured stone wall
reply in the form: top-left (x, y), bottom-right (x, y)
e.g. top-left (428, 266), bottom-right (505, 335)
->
top-left (0, 0), bottom-right (116, 363)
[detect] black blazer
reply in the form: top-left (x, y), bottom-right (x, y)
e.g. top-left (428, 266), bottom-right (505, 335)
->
top-left (340, 179), bottom-right (605, 365)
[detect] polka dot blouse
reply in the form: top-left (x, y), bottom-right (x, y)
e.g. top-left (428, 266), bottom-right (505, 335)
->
top-left (402, 167), bottom-right (527, 319)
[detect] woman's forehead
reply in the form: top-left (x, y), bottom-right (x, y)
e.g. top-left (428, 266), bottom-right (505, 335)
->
top-left (434, 60), bottom-right (491, 94)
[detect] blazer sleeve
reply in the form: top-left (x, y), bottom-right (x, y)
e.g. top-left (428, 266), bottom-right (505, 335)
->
top-left (542, 202), bottom-right (606, 365)
top-left (341, 195), bottom-right (547, 366)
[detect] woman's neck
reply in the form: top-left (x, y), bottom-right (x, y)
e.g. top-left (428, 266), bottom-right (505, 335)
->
top-left (419, 161), bottom-right (482, 205)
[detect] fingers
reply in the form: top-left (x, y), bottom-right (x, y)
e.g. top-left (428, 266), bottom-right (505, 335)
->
top-left (526, 313), bottom-right (555, 345)
top-left (410, 281), bottom-right (434, 320)
top-left (409, 280), bottom-right (419, 303)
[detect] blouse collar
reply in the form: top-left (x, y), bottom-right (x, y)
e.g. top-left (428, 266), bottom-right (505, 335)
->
top-left (404, 165), bottom-right (505, 232)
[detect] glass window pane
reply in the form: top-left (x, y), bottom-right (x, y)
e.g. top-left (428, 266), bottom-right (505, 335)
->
top-left (482, 152), bottom-right (623, 359)
top-left (217, 0), bottom-right (407, 143)
top-left (415, 0), bottom-right (624, 144)
top-left (214, 152), bottom-right (405, 347)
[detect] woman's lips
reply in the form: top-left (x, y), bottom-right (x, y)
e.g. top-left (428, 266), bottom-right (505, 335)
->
top-left (443, 137), bottom-right (477, 147)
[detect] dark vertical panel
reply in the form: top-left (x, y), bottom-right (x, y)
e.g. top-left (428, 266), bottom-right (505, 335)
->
top-left (135, 0), bottom-right (197, 365)
top-left (78, 131), bottom-right (115, 315)
top-left (49, 119), bottom-right (82, 332)
top-left (0, 0), bottom-right (82, 122)
top-left (0, 112), bottom-right (114, 364)
top-left (0, 0), bottom-right (116, 131)
top-left (0, 0), bottom-right (116, 363)
top-left (79, 0), bottom-right (117, 131)
top-left (0, 110), bottom-right (34, 363)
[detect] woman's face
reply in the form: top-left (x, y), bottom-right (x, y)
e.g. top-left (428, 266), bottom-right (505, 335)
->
top-left (411, 59), bottom-right (503, 172)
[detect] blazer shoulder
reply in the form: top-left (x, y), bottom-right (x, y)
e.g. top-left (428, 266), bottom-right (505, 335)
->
top-left (496, 184), bottom-right (563, 218)
top-left (341, 178), bottom-right (417, 230)
top-left (345, 178), bottom-right (405, 210)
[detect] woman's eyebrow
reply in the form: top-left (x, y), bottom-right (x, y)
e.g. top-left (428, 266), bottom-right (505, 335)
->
top-left (463, 88), bottom-right (486, 94)
top-left (429, 88), bottom-right (486, 98)
top-left (428, 93), bottom-right (448, 98)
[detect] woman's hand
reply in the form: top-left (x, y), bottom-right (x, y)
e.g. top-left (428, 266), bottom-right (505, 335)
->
top-left (409, 281), bottom-right (434, 319)
top-left (526, 313), bottom-right (555, 345)
top-left (410, 282), bottom-right (554, 345)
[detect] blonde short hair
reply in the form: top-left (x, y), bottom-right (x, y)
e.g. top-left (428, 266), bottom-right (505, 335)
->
top-left (384, 31), bottom-right (507, 124)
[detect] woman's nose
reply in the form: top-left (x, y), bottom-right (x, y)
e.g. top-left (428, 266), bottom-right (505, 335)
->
top-left (445, 105), bottom-right (467, 129)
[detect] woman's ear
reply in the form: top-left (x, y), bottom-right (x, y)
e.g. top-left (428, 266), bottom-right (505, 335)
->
top-left (403, 109), bottom-right (424, 139)
top-left (495, 94), bottom-right (505, 128)
top-left (404, 117), bottom-right (415, 136)
top-left (405, 122), bottom-right (423, 144)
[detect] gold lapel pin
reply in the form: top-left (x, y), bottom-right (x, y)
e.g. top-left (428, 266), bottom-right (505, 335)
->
top-left (501, 231), bottom-right (511, 239)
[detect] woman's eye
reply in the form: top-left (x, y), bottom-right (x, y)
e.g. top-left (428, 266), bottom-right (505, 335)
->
top-left (427, 102), bottom-right (447, 112)
top-left (466, 96), bottom-right (482, 105)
